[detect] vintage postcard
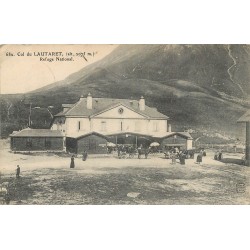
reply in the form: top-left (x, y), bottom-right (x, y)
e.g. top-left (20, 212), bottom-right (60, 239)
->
top-left (0, 44), bottom-right (249, 205)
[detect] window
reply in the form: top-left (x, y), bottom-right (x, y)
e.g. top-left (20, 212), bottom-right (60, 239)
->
top-left (101, 121), bottom-right (106, 131)
top-left (78, 121), bottom-right (81, 131)
top-left (26, 138), bottom-right (32, 148)
top-left (153, 121), bottom-right (158, 132)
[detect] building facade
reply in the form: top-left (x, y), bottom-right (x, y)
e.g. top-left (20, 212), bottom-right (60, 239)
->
top-left (51, 94), bottom-right (193, 154)
top-left (237, 110), bottom-right (250, 166)
top-left (10, 128), bottom-right (65, 152)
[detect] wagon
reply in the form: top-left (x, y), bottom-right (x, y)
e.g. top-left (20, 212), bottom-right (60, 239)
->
top-left (118, 145), bottom-right (138, 159)
top-left (118, 150), bottom-right (138, 159)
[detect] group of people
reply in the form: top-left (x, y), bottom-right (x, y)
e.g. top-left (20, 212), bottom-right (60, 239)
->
top-left (137, 145), bottom-right (151, 159)
top-left (214, 150), bottom-right (223, 161)
top-left (116, 145), bottom-right (151, 159)
top-left (117, 145), bottom-right (137, 158)
top-left (165, 147), bottom-right (192, 165)
top-left (69, 146), bottom-right (223, 168)
top-left (169, 151), bottom-right (187, 165)
top-left (165, 148), bottom-right (206, 165)
top-left (70, 150), bottom-right (88, 169)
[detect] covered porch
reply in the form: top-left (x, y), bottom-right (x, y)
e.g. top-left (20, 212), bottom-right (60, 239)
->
top-left (107, 132), bottom-right (154, 148)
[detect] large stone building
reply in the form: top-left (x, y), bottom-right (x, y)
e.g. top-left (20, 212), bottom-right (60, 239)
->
top-left (237, 110), bottom-right (250, 166)
top-left (50, 94), bottom-right (193, 154)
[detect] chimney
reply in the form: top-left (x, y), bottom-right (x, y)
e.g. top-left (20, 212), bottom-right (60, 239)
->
top-left (87, 93), bottom-right (92, 109)
top-left (168, 124), bottom-right (172, 132)
top-left (139, 96), bottom-right (145, 111)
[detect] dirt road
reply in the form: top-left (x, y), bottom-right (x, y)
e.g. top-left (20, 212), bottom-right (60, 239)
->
top-left (0, 140), bottom-right (250, 204)
top-left (1, 140), bottom-right (249, 205)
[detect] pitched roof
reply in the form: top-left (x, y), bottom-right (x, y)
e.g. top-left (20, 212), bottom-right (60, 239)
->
top-left (105, 131), bottom-right (192, 139)
top-left (69, 132), bottom-right (108, 140)
top-left (237, 110), bottom-right (250, 123)
top-left (160, 132), bottom-right (193, 139)
top-left (106, 131), bottom-right (154, 138)
top-left (55, 97), bottom-right (168, 119)
top-left (62, 104), bottom-right (74, 108)
top-left (10, 128), bottom-right (64, 137)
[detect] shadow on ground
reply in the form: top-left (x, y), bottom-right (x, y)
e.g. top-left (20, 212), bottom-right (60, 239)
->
top-left (221, 158), bottom-right (245, 166)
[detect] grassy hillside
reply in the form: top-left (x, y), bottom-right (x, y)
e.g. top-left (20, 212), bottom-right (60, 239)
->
top-left (1, 45), bottom-right (249, 139)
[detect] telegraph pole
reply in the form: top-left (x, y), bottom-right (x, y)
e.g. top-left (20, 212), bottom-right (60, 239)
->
top-left (237, 110), bottom-right (250, 166)
top-left (28, 103), bottom-right (32, 127)
top-left (246, 122), bottom-right (250, 166)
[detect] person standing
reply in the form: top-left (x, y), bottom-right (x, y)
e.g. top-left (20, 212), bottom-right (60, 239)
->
top-left (137, 145), bottom-right (142, 159)
top-left (218, 150), bottom-right (223, 161)
top-left (70, 155), bottom-right (75, 168)
top-left (189, 150), bottom-right (194, 159)
top-left (117, 146), bottom-right (121, 158)
top-left (214, 151), bottom-right (219, 160)
top-left (82, 150), bottom-right (88, 161)
top-left (165, 150), bottom-right (170, 159)
top-left (16, 165), bottom-right (20, 178)
top-left (145, 147), bottom-right (150, 159)
top-left (196, 152), bottom-right (203, 164)
top-left (171, 153), bottom-right (176, 164)
top-left (180, 152), bottom-right (186, 165)
top-left (174, 147), bottom-right (179, 154)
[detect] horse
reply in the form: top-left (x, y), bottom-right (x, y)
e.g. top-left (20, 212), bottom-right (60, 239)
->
top-left (138, 147), bottom-right (151, 159)
top-left (118, 145), bottom-right (137, 159)
top-left (127, 147), bottom-right (137, 158)
top-left (118, 145), bottom-right (128, 159)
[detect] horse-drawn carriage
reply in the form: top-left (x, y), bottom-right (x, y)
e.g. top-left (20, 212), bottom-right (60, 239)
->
top-left (118, 145), bottom-right (138, 159)
top-left (117, 145), bottom-right (152, 159)
top-left (164, 149), bottom-right (195, 159)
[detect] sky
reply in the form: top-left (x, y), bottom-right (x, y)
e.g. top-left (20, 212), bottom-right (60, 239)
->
top-left (0, 44), bottom-right (117, 94)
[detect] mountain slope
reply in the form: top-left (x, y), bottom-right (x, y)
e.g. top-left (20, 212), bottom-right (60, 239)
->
top-left (1, 44), bottom-right (249, 138)
top-left (33, 44), bottom-right (250, 98)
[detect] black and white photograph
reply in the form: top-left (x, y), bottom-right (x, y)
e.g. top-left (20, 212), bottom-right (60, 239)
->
top-left (0, 44), bottom-right (249, 205)
top-left (1, 1), bottom-right (250, 249)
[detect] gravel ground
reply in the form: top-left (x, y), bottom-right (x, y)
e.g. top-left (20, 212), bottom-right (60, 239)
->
top-left (0, 140), bottom-right (249, 205)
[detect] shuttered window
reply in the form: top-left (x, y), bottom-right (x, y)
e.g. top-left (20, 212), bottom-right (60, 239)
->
top-left (101, 121), bottom-right (106, 131)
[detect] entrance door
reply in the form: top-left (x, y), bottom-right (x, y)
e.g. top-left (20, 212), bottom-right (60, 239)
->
top-left (89, 139), bottom-right (97, 152)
